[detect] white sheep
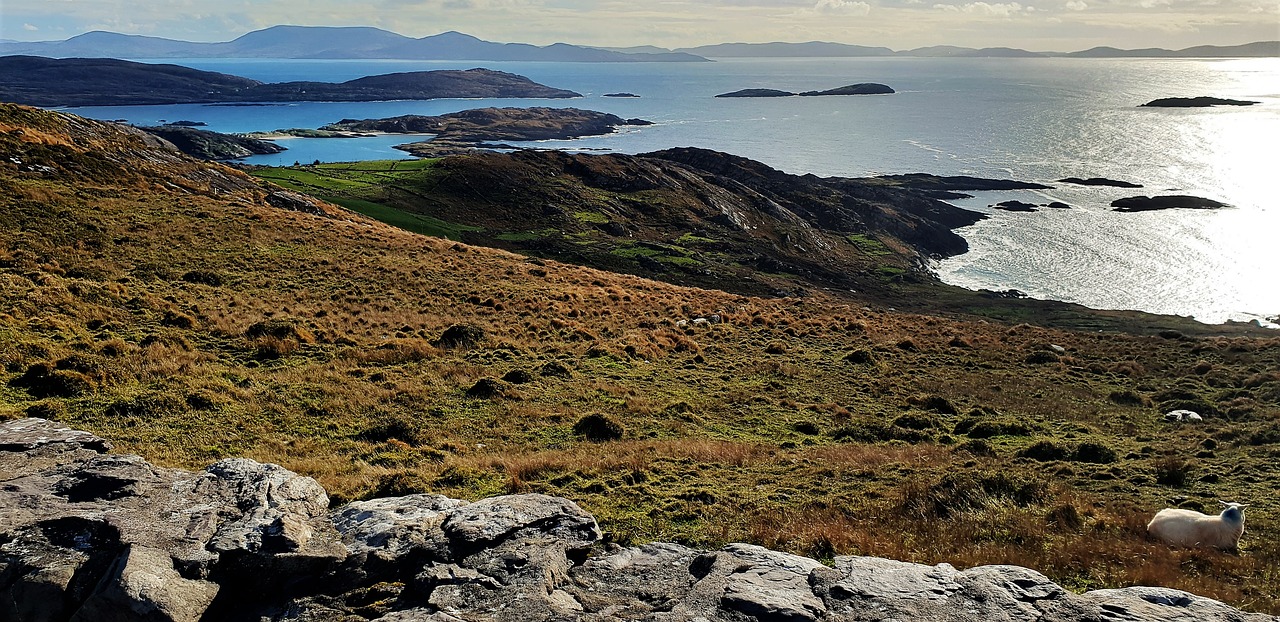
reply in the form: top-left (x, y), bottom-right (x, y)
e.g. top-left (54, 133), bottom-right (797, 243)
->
top-left (1147, 501), bottom-right (1248, 551)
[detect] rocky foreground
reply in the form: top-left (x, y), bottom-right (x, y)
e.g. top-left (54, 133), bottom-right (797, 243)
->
top-left (0, 418), bottom-right (1268, 622)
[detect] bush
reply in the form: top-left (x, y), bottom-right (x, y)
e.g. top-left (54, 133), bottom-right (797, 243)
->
top-left (181, 270), bottom-right (223, 286)
top-left (539, 361), bottom-right (573, 378)
top-left (901, 472), bottom-right (1048, 519)
top-left (1154, 457), bottom-right (1194, 487)
top-left (843, 350), bottom-right (875, 365)
top-left (573, 413), bottom-right (624, 442)
top-left (1018, 440), bottom-right (1072, 462)
top-left (893, 413), bottom-right (941, 430)
top-left (245, 318), bottom-right (314, 343)
top-left (466, 378), bottom-right (509, 399)
top-left (10, 363), bottom-right (92, 398)
top-left (502, 369), bottom-right (534, 384)
top-left (1072, 441), bottom-right (1118, 464)
top-left (434, 323), bottom-right (486, 349)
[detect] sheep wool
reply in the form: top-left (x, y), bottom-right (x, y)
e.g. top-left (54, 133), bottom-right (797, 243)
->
top-left (1147, 501), bottom-right (1248, 551)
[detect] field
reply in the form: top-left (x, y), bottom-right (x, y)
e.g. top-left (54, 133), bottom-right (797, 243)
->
top-left (2, 104), bottom-right (1278, 613)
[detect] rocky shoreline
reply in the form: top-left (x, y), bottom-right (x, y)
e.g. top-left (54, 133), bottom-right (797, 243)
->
top-left (1, 417), bottom-right (1269, 622)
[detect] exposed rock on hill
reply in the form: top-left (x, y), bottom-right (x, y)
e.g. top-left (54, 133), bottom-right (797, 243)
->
top-left (0, 418), bottom-right (1267, 622)
top-left (0, 56), bottom-right (581, 106)
top-left (1140, 97), bottom-right (1259, 108)
top-left (140, 125), bottom-right (285, 160)
top-left (324, 107), bottom-right (651, 154)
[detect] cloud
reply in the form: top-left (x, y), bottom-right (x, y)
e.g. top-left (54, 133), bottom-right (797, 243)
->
top-left (815, 0), bottom-right (872, 12)
top-left (23, 23), bottom-right (39, 31)
top-left (1065, 0), bottom-right (1087, 9)
top-left (933, 1), bottom-right (1026, 13)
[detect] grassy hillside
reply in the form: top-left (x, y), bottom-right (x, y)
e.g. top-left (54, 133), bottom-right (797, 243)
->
top-left (2, 103), bottom-right (1278, 612)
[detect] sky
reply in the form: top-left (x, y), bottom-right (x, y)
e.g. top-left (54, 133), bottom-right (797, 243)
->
top-left (1, 0), bottom-right (1276, 50)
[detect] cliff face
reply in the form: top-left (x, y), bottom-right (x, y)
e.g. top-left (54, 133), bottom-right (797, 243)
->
top-left (0, 418), bottom-right (1267, 622)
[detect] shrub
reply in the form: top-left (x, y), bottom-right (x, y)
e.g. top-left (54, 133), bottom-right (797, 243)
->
top-left (901, 472), bottom-right (1048, 519)
top-left (912, 395), bottom-right (957, 415)
top-left (539, 361), bottom-right (573, 378)
top-left (434, 323), bottom-right (486, 349)
top-left (10, 363), bottom-right (92, 398)
top-left (792, 421), bottom-right (821, 435)
top-left (1154, 457), bottom-right (1194, 487)
top-left (1018, 440), bottom-right (1072, 462)
top-left (893, 413), bottom-right (941, 431)
top-left (1072, 441), bottom-right (1118, 464)
top-left (466, 378), bottom-right (509, 399)
top-left (371, 472), bottom-right (429, 498)
top-left (954, 439), bottom-right (997, 457)
top-left (181, 270), bottom-right (223, 286)
top-left (1107, 390), bottom-right (1148, 406)
top-left (573, 413), bottom-right (624, 442)
top-left (843, 349), bottom-right (875, 365)
top-left (245, 318), bottom-right (314, 343)
top-left (502, 369), bottom-right (534, 384)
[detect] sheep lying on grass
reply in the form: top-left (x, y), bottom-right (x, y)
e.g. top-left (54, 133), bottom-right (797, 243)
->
top-left (1147, 501), bottom-right (1248, 551)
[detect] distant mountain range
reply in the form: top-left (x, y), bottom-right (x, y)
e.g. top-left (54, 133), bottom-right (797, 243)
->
top-left (0, 26), bottom-right (710, 63)
top-left (1, 26), bottom-right (1275, 61)
top-left (670, 40), bottom-right (1277, 58)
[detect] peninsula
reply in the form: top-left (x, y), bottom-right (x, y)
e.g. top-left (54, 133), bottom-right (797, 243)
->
top-left (0, 56), bottom-right (581, 107)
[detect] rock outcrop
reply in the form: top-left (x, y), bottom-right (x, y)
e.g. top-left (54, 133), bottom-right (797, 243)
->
top-left (140, 125), bottom-right (286, 160)
top-left (1, 418), bottom-right (1270, 622)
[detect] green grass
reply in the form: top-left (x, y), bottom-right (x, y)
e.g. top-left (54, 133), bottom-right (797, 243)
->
top-left (847, 234), bottom-right (893, 257)
top-left (572, 211), bottom-right (611, 224)
top-left (326, 198), bottom-right (481, 240)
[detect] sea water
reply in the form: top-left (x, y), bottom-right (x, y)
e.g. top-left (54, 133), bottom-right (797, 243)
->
top-left (62, 57), bottom-right (1280, 325)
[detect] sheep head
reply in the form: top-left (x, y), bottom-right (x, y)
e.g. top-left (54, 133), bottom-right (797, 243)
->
top-left (1218, 500), bottom-right (1248, 524)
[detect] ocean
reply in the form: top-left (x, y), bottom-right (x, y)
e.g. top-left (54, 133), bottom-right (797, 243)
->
top-left (62, 56), bottom-right (1280, 326)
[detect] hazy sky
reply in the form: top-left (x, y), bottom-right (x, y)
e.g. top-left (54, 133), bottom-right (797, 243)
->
top-left (2, 0), bottom-right (1276, 50)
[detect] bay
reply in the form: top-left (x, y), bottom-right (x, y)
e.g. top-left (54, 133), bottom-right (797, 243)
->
top-left (63, 56), bottom-right (1280, 325)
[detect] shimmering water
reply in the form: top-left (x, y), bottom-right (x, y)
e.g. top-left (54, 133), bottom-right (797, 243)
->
top-left (64, 57), bottom-right (1280, 325)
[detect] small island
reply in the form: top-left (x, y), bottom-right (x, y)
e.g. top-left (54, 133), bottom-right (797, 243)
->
top-left (324, 107), bottom-right (653, 157)
top-left (1059, 177), bottom-right (1143, 188)
top-left (1111, 195), bottom-right (1228, 212)
top-left (1140, 97), bottom-right (1260, 108)
top-left (602, 92), bottom-right (641, 98)
top-left (716, 83), bottom-right (894, 98)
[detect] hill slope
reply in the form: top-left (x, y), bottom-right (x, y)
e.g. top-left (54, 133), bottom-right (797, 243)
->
top-left (1, 103), bottom-right (1278, 613)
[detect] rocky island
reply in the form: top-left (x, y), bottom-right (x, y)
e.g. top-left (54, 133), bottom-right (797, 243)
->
top-left (0, 55), bottom-right (581, 106)
top-left (324, 107), bottom-right (653, 156)
top-left (717, 83), bottom-right (895, 98)
top-left (1111, 195), bottom-right (1229, 212)
top-left (1140, 97), bottom-right (1260, 108)
top-left (0, 418), bottom-right (1268, 622)
top-left (1059, 177), bottom-right (1143, 188)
